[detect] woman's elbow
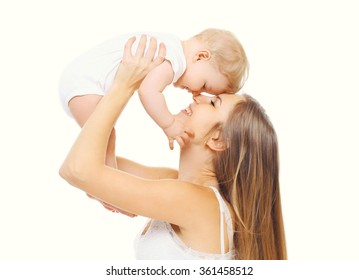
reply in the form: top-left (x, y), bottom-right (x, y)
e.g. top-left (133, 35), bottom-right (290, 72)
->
top-left (59, 162), bottom-right (71, 182)
top-left (59, 161), bottom-right (76, 185)
top-left (58, 160), bottom-right (90, 186)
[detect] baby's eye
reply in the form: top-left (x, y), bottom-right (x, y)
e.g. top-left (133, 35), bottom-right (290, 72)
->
top-left (210, 99), bottom-right (215, 107)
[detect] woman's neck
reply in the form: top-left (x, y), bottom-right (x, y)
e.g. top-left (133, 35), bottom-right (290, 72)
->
top-left (177, 145), bottom-right (219, 189)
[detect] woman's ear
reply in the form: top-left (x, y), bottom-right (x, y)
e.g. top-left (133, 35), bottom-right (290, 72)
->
top-left (206, 130), bottom-right (229, 152)
top-left (194, 49), bottom-right (211, 61)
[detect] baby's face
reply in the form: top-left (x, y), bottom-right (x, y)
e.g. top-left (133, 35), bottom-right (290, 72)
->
top-left (174, 60), bottom-right (229, 96)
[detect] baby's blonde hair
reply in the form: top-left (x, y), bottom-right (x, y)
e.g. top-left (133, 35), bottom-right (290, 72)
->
top-left (193, 28), bottom-right (249, 93)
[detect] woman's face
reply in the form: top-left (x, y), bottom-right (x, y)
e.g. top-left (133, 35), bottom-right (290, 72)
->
top-left (176, 93), bottom-right (241, 142)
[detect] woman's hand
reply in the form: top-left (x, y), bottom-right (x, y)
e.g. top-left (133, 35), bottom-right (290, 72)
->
top-left (112, 35), bottom-right (166, 92)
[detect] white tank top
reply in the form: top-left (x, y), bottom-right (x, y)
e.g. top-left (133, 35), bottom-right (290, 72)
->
top-left (134, 186), bottom-right (235, 260)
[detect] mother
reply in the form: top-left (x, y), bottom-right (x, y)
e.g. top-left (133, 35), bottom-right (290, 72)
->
top-left (60, 36), bottom-right (287, 259)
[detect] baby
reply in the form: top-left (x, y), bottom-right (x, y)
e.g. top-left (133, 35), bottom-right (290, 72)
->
top-left (59, 28), bottom-right (248, 168)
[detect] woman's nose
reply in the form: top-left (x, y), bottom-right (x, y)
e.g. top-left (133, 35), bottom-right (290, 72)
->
top-left (192, 94), bottom-right (209, 104)
top-left (192, 93), bottom-right (200, 103)
top-left (192, 94), bottom-right (201, 103)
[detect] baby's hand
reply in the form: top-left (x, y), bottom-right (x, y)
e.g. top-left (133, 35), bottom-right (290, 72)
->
top-left (163, 116), bottom-right (194, 150)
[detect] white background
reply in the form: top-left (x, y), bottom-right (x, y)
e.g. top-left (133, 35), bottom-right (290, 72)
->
top-left (0, 0), bottom-right (358, 262)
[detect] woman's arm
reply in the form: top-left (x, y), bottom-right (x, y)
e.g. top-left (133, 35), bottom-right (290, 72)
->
top-left (116, 156), bottom-right (178, 179)
top-left (90, 157), bottom-right (178, 217)
top-left (59, 36), bottom-right (206, 228)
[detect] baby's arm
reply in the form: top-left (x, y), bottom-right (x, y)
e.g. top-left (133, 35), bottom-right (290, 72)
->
top-left (139, 61), bottom-right (192, 149)
top-left (138, 60), bottom-right (174, 128)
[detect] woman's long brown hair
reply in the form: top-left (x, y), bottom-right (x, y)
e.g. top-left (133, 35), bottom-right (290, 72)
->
top-left (214, 94), bottom-right (287, 259)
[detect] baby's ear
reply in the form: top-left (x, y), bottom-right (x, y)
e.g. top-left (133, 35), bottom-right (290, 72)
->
top-left (206, 130), bottom-right (229, 152)
top-left (195, 49), bottom-right (211, 61)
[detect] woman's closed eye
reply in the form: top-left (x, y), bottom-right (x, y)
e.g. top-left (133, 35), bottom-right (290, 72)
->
top-left (210, 96), bottom-right (221, 107)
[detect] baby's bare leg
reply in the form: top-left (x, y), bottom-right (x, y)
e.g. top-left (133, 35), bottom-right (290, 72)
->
top-left (68, 94), bottom-right (117, 168)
